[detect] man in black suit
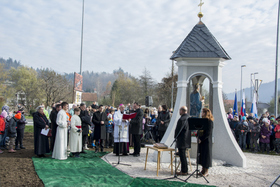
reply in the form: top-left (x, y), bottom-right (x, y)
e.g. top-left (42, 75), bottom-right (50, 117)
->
top-left (79, 103), bottom-right (91, 153)
top-left (92, 105), bottom-right (108, 153)
top-left (129, 102), bottom-right (144, 157)
top-left (50, 104), bottom-right (61, 151)
top-left (174, 106), bottom-right (191, 175)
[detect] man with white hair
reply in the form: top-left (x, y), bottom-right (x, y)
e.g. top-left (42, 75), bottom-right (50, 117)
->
top-left (113, 104), bottom-right (129, 156)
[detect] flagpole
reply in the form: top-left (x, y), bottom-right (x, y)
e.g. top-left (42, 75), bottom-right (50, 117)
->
top-left (275, 0), bottom-right (280, 117)
top-left (79, 0), bottom-right (85, 75)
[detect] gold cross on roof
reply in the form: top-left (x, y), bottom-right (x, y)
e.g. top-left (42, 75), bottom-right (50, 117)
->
top-left (197, 0), bottom-right (204, 19)
top-left (198, 0), bottom-right (204, 12)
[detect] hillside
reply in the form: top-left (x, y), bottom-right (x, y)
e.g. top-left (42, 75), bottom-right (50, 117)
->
top-left (0, 57), bottom-right (126, 96)
top-left (226, 79), bottom-right (280, 103)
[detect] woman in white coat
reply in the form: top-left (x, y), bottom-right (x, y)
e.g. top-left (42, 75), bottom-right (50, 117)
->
top-left (69, 108), bottom-right (83, 157)
top-left (52, 102), bottom-right (69, 160)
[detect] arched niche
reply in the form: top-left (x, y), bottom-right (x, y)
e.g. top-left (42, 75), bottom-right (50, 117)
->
top-left (186, 74), bottom-right (213, 115)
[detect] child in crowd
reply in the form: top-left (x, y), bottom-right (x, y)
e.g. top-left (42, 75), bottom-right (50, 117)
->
top-left (8, 113), bottom-right (21, 153)
top-left (15, 110), bottom-right (27, 150)
top-left (106, 113), bottom-right (114, 148)
top-left (274, 119), bottom-right (280, 154)
top-left (143, 114), bottom-right (147, 131)
top-left (237, 116), bottom-right (248, 150)
top-left (260, 118), bottom-right (272, 153)
top-left (69, 108), bottom-right (82, 158)
top-left (152, 115), bottom-right (159, 142)
top-left (151, 115), bottom-right (157, 125)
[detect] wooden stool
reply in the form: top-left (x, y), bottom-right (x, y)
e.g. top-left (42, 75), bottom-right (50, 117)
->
top-left (168, 149), bottom-right (192, 172)
top-left (144, 145), bottom-right (175, 176)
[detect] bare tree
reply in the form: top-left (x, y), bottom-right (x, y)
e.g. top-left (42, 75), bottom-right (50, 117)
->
top-left (38, 69), bottom-right (73, 106)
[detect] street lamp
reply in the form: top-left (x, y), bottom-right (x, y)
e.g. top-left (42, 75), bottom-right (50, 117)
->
top-left (241, 65), bottom-right (246, 105)
top-left (255, 79), bottom-right (262, 104)
top-left (274, 0), bottom-right (280, 116)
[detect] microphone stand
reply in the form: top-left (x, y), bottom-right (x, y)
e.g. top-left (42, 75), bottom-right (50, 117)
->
top-left (113, 113), bottom-right (131, 167)
top-left (164, 120), bottom-right (188, 182)
top-left (185, 130), bottom-right (209, 183)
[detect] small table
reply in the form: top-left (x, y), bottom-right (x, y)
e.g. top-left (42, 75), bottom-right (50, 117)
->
top-left (144, 145), bottom-right (175, 176)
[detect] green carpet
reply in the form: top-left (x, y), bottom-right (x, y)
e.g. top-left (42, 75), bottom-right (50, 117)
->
top-left (32, 151), bottom-right (215, 187)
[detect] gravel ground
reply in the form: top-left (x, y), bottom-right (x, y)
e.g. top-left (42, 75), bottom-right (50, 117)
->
top-left (102, 148), bottom-right (280, 187)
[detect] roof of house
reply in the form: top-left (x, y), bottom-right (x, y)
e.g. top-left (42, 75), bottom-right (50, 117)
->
top-left (82, 92), bottom-right (97, 102)
top-left (170, 22), bottom-right (231, 60)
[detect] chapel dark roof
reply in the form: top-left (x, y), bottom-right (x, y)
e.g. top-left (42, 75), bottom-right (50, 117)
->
top-left (170, 22), bottom-right (231, 60)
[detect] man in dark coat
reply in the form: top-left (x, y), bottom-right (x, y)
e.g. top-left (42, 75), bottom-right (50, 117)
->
top-left (174, 106), bottom-right (191, 175)
top-left (129, 102), bottom-right (144, 157)
top-left (92, 105), bottom-right (108, 153)
top-left (33, 106), bottom-right (50, 157)
top-left (79, 103), bottom-right (91, 153)
top-left (50, 104), bottom-right (61, 151)
top-left (91, 101), bottom-right (98, 109)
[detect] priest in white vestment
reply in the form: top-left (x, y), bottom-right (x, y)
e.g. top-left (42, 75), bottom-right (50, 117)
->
top-left (113, 104), bottom-right (129, 156)
top-left (52, 102), bottom-right (69, 160)
top-left (69, 108), bottom-right (83, 157)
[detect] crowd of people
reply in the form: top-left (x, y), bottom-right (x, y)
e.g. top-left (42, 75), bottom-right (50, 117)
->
top-left (30, 101), bottom-right (176, 159)
top-left (0, 101), bottom-right (176, 157)
top-left (227, 109), bottom-right (280, 154)
top-left (2, 99), bottom-right (278, 178)
top-left (0, 105), bottom-right (28, 153)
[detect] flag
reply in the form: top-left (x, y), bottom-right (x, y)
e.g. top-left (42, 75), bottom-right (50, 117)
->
top-left (233, 92), bottom-right (238, 116)
top-left (250, 93), bottom-right (258, 118)
top-left (240, 91), bottom-right (246, 117)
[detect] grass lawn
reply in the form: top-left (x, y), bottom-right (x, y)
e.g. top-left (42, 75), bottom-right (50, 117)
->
top-left (25, 116), bottom-right (33, 119)
top-left (25, 126), bottom-right (33, 133)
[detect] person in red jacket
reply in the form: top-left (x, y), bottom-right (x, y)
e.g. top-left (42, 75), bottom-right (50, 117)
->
top-left (274, 120), bottom-right (280, 154)
top-left (0, 111), bottom-right (7, 154)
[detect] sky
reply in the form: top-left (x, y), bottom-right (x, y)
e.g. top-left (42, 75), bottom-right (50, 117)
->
top-left (0, 0), bottom-right (279, 95)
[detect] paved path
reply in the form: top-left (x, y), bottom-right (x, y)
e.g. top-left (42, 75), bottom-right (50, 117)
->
top-left (102, 148), bottom-right (280, 187)
top-left (26, 119), bottom-right (33, 126)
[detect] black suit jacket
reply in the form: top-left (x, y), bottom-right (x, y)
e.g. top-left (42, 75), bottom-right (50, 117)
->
top-left (130, 108), bottom-right (144, 135)
top-left (79, 109), bottom-right (91, 135)
top-left (92, 111), bottom-right (108, 140)
top-left (50, 110), bottom-right (58, 132)
top-left (174, 113), bottom-right (191, 149)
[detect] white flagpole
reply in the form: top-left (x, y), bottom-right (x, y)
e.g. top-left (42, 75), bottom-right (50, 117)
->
top-left (274, 0), bottom-right (280, 116)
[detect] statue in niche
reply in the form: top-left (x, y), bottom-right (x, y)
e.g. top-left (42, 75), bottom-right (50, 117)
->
top-left (190, 83), bottom-right (204, 117)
